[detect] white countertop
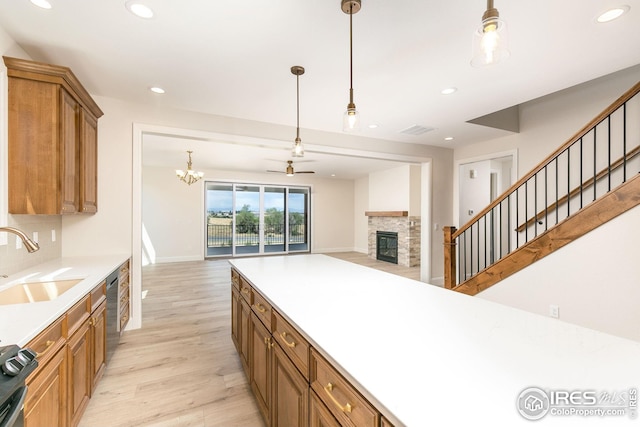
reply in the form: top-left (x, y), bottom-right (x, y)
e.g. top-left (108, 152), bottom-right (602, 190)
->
top-left (230, 254), bottom-right (640, 426)
top-left (0, 254), bottom-right (130, 347)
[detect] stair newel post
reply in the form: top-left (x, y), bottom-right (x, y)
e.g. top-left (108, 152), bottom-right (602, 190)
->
top-left (443, 226), bottom-right (457, 290)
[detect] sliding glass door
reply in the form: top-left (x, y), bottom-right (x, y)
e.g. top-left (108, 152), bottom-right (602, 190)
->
top-left (206, 182), bottom-right (310, 257)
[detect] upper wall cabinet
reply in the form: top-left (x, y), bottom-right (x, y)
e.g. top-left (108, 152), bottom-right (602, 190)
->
top-left (3, 56), bottom-right (103, 214)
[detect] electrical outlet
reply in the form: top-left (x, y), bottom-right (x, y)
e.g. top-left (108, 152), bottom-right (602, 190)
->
top-left (16, 237), bottom-right (22, 249)
top-left (51, 229), bottom-right (56, 242)
top-left (32, 232), bottom-right (39, 244)
top-left (549, 304), bottom-right (559, 319)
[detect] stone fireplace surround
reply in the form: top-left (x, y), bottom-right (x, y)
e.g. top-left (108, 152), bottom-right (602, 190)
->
top-left (366, 211), bottom-right (420, 267)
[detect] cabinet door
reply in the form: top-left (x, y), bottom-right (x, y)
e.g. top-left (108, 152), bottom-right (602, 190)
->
top-left (231, 287), bottom-right (240, 351)
top-left (250, 312), bottom-right (271, 424)
top-left (91, 300), bottom-right (107, 394)
top-left (67, 320), bottom-right (91, 427)
top-left (60, 88), bottom-right (79, 214)
top-left (239, 298), bottom-right (251, 376)
top-left (79, 109), bottom-right (98, 213)
top-left (271, 342), bottom-right (309, 427)
top-left (25, 347), bottom-right (68, 427)
top-left (310, 390), bottom-right (341, 427)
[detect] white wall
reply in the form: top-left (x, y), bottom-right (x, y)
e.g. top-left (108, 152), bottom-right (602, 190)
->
top-left (353, 176), bottom-right (369, 254)
top-left (479, 205), bottom-right (640, 342)
top-left (368, 165), bottom-right (411, 211)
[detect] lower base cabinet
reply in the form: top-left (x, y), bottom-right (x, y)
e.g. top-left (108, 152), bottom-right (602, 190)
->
top-left (24, 281), bottom-right (110, 427)
top-left (271, 342), bottom-right (308, 427)
top-left (250, 312), bottom-right (271, 422)
top-left (24, 347), bottom-right (68, 427)
top-left (310, 390), bottom-right (341, 427)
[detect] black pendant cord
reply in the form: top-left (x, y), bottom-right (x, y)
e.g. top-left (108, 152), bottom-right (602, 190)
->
top-left (349, 3), bottom-right (354, 105)
top-left (296, 73), bottom-right (300, 140)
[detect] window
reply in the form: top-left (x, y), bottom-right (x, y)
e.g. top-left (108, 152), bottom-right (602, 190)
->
top-left (206, 182), bottom-right (310, 257)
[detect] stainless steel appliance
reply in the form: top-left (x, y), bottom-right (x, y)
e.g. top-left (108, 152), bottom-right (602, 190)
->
top-left (105, 269), bottom-right (120, 365)
top-left (0, 345), bottom-right (38, 427)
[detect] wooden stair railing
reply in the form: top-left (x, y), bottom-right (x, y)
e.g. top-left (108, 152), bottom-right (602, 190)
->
top-left (444, 81), bottom-right (640, 293)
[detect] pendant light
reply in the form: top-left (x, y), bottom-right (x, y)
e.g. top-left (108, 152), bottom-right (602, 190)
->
top-left (291, 66), bottom-right (305, 157)
top-left (342, 0), bottom-right (361, 132)
top-left (471, 0), bottom-right (510, 67)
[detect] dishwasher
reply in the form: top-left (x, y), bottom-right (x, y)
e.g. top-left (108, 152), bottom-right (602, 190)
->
top-left (105, 269), bottom-right (120, 365)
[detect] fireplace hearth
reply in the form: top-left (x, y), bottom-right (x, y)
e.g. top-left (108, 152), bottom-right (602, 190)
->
top-left (376, 231), bottom-right (398, 264)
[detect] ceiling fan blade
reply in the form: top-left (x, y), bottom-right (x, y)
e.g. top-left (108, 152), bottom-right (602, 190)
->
top-left (266, 170), bottom-right (285, 173)
top-left (295, 171), bottom-right (315, 174)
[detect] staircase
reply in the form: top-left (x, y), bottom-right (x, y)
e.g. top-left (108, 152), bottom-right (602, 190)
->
top-left (444, 81), bottom-right (640, 296)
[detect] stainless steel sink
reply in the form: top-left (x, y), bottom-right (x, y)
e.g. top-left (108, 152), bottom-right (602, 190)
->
top-left (0, 279), bottom-right (84, 305)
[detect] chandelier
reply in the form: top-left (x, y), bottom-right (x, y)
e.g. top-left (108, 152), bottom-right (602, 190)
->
top-left (342, 0), bottom-right (361, 132)
top-left (175, 150), bottom-right (204, 185)
top-left (291, 65), bottom-right (305, 157)
top-left (471, 0), bottom-right (510, 67)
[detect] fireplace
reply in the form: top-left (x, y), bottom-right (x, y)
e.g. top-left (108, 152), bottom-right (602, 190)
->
top-left (376, 231), bottom-right (398, 264)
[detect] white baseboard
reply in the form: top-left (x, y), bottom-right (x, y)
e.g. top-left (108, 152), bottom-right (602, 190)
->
top-left (154, 255), bottom-right (202, 264)
top-left (430, 276), bottom-right (444, 287)
top-left (313, 247), bottom-right (355, 253)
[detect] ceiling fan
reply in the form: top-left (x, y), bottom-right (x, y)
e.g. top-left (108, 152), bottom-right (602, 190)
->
top-left (267, 160), bottom-right (315, 176)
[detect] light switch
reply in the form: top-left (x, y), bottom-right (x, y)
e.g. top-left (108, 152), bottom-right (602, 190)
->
top-left (32, 232), bottom-right (39, 244)
top-left (51, 229), bottom-right (56, 242)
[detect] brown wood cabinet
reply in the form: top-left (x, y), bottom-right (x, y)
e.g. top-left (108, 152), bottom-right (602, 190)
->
top-left (271, 341), bottom-right (308, 427)
top-left (23, 280), bottom-right (111, 427)
top-left (24, 344), bottom-right (68, 427)
top-left (310, 390), bottom-right (341, 427)
top-left (24, 316), bottom-right (68, 427)
top-left (66, 296), bottom-right (91, 427)
top-left (231, 287), bottom-right (240, 351)
top-left (3, 56), bottom-right (103, 215)
top-left (250, 312), bottom-right (272, 422)
top-left (89, 282), bottom-right (107, 393)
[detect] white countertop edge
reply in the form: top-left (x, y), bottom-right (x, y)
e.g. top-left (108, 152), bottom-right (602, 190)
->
top-left (0, 254), bottom-right (130, 347)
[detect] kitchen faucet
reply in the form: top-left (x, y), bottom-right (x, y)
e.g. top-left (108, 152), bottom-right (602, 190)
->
top-left (0, 227), bottom-right (40, 253)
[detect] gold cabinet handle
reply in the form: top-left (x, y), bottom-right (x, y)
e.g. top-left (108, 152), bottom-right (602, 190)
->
top-left (254, 303), bottom-right (267, 313)
top-left (279, 331), bottom-right (296, 348)
top-left (263, 336), bottom-right (275, 348)
top-left (324, 383), bottom-right (352, 413)
top-left (37, 340), bottom-right (56, 357)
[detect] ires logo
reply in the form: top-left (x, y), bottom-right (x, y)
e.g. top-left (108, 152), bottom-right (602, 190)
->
top-left (517, 387), bottom-right (637, 421)
top-left (549, 390), bottom-right (597, 406)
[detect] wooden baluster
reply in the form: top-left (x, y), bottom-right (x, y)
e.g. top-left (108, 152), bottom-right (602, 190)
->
top-left (443, 226), bottom-right (457, 290)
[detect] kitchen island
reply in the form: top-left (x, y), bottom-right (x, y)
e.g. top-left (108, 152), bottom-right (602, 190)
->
top-left (230, 254), bottom-right (640, 426)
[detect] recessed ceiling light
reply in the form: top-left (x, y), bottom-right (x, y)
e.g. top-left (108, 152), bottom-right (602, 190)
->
top-left (444, 137), bottom-right (454, 141)
top-left (30, 0), bottom-right (52, 9)
top-left (441, 87), bottom-right (457, 95)
top-left (150, 86), bottom-right (165, 94)
top-left (126, 1), bottom-right (154, 19)
top-left (596, 5), bottom-right (630, 23)
top-left (331, 174), bottom-right (336, 177)
top-left (367, 124), bottom-right (379, 129)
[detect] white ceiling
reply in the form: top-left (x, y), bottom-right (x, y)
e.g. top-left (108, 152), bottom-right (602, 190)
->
top-left (1, 0), bottom-right (640, 178)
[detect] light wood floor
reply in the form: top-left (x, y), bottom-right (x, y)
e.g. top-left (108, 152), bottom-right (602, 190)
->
top-left (80, 252), bottom-right (420, 427)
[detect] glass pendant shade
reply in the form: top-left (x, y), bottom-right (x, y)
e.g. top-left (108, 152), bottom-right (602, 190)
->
top-left (343, 106), bottom-right (360, 132)
top-left (471, 3), bottom-right (510, 67)
top-left (292, 138), bottom-right (304, 157)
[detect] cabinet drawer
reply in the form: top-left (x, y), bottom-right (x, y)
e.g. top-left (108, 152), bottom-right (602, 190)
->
top-left (119, 287), bottom-right (130, 311)
top-left (119, 303), bottom-right (130, 331)
top-left (273, 310), bottom-right (309, 380)
top-left (67, 294), bottom-right (91, 337)
top-left (251, 289), bottom-right (272, 330)
top-left (239, 277), bottom-right (252, 304)
top-left (90, 280), bottom-right (106, 312)
top-left (25, 314), bottom-right (66, 373)
top-left (310, 349), bottom-right (379, 427)
top-left (231, 268), bottom-right (240, 290)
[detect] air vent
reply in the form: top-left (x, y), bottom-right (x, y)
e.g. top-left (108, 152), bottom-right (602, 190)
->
top-left (399, 125), bottom-right (435, 136)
